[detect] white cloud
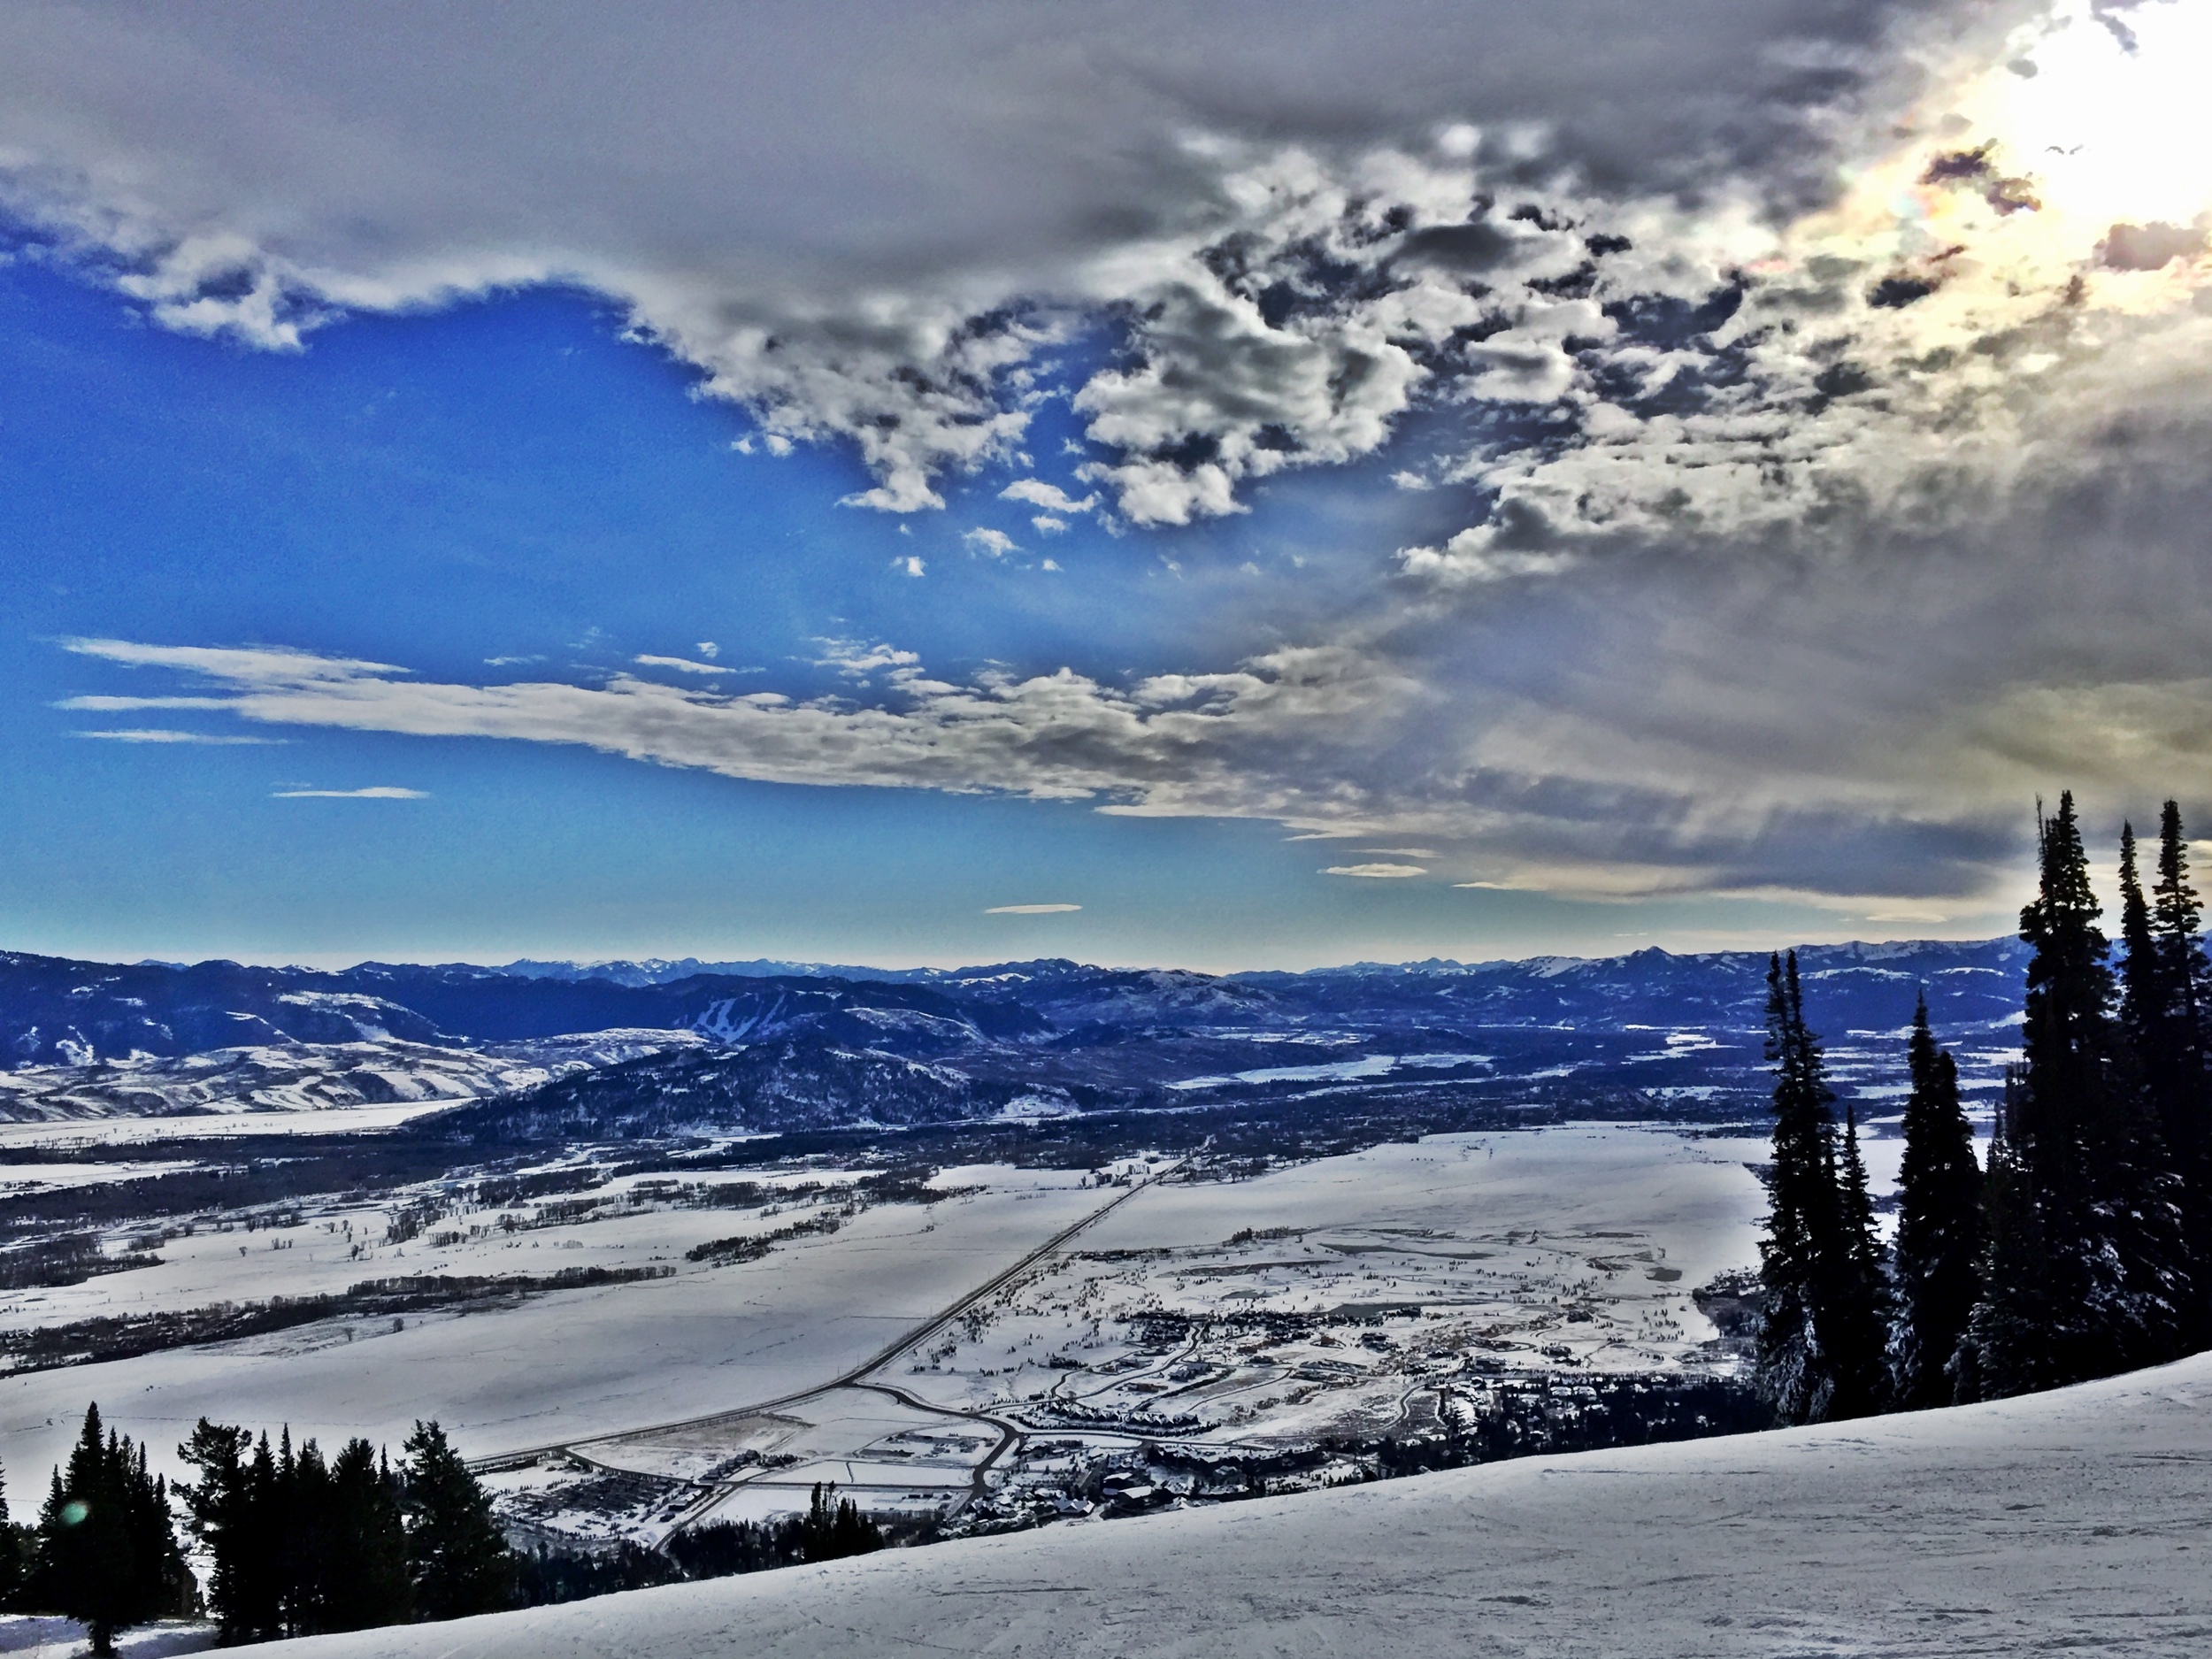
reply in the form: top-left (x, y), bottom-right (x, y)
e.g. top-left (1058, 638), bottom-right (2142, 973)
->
top-left (1324, 863), bottom-right (1428, 878)
top-left (985, 902), bottom-right (1082, 914)
top-left (695, 641), bottom-right (719, 657)
top-left (1000, 480), bottom-right (1098, 515)
top-left (895, 554), bottom-right (926, 577)
top-left (0, 0), bottom-right (2045, 527)
top-left (634, 654), bottom-right (727, 675)
top-left (964, 527), bottom-right (1018, 557)
top-left (814, 640), bottom-right (921, 677)
top-left (75, 728), bottom-right (285, 744)
top-left (1031, 515), bottom-right (1067, 534)
top-left (57, 695), bottom-right (233, 710)
top-left (272, 786), bottom-right (428, 799)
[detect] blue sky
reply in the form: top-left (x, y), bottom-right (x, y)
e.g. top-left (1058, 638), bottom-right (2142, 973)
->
top-left (0, 254), bottom-right (1870, 970)
top-left (4, 1), bottom-right (2208, 970)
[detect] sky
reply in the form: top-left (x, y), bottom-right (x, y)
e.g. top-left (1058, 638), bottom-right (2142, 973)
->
top-left (4, 0), bottom-right (2212, 972)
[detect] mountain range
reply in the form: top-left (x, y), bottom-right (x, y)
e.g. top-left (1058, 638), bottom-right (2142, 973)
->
top-left (0, 939), bottom-right (2030, 1132)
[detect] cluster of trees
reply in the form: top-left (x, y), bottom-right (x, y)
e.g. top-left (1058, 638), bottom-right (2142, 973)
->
top-left (0, 1407), bottom-right (510, 1652)
top-left (0, 1406), bottom-right (194, 1654)
top-left (1756, 792), bottom-right (2211, 1422)
top-left (518, 1484), bottom-right (885, 1606)
top-left (0, 1404), bottom-right (890, 1650)
top-left (174, 1417), bottom-right (511, 1642)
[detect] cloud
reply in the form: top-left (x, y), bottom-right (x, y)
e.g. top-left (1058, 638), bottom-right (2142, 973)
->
top-left (30, 4), bottom-right (2212, 927)
top-left (75, 728), bottom-right (285, 744)
top-left (986, 902), bottom-right (1082, 914)
top-left (1031, 515), bottom-right (1068, 534)
top-left (1000, 480), bottom-right (1098, 515)
top-left (815, 640), bottom-right (921, 677)
top-left (0, 0), bottom-right (1976, 521)
top-left (1324, 863), bottom-right (1429, 878)
top-left (895, 554), bottom-right (926, 577)
top-left (634, 654), bottom-right (727, 675)
top-left (964, 527), bottom-right (1018, 557)
top-left (272, 786), bottom-right (428, 798)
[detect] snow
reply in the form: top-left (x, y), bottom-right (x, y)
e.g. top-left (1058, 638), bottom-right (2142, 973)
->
top-left (248, 1350), bottom-right (2212, 1658)
top-left (0, 1177), bottom-right (1104, 1493)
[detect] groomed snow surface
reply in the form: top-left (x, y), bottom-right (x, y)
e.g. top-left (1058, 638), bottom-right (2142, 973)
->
top-left (257, 1352), bottom-right (2212, 1658)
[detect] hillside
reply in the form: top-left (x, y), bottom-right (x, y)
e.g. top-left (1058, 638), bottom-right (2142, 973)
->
top-left (257, 1351), bottom-right (2212, 1658)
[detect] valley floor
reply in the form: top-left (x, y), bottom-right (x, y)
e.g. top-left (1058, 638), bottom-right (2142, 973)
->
top-left (255, 1350), bottom-right (2212, 1657)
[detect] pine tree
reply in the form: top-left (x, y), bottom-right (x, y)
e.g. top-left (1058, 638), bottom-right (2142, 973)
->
top-left (1754, 952), bottom-right (1884, 1420)
top-left (0, 1458), bottom-right (21, 1612)
top-left (1828, 1088), bottom-right (1892, 1417)
top-left (2148, 802), bottom-right (2212, 1333)
top-left (323, 1440), bottom-right (411, 1632)
top-left (27, 1405), bottom-right (190, 1655)
top-left (401, 1421), bottom-right (514, 1621)
top-left (175, 1418), bottom-right (257, 1643)
top-left (1967, 793), bottom-right (2192, 1395)
top-left (1755, 952), bottom-right (1835, 1422)
top-left (1887, 993), bottom-right (1984, 1408)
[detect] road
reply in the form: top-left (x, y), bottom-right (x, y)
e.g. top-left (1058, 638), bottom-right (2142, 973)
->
top-left (474, 1164), bottom-right (1178, 1521)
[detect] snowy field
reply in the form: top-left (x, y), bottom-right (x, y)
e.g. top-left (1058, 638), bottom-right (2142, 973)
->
top-left (1, 1125), bottom-right (1790, 1559)
top-left (896, 1128), bottom-right (1769, 1448)
top-left (0, 1175), bottom-right (1104, 1494)
top-left (250, 1350), bottom-right (2212, 1659)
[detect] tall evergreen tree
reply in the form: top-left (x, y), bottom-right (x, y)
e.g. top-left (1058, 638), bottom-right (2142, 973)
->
top-left (1755, 951), bottom-right (1835, 1422)
top-left (0, 1459), bottom-right (22, 1612)
top-left (1755, 952), bottom-right (1886, 1421)
top-left (175, 1419), bottom-right (258, 1643)
top-left (401, 1421), bottom-right (514, 1621)
top-left (2148, 801), bottom-right (2212, 1332)
top-left (1886, 993), bottom-right (1984, 1408)
top-left (1966, 793), bottom-right (2192, 1394)
top-left (1830, 1087), bottom-right (1892, 1412)
top-left (27, 1404), bottom-right (190, 1655)
top-left (324, 1440), bottom-right (411, 1632)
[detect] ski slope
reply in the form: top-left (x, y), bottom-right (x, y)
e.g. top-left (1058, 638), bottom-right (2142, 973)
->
top-left (258, 1351), bottom-right (2212, 1658)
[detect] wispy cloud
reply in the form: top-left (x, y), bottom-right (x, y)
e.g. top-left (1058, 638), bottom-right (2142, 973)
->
top-left (986, 902), bottom-right (1081, 914)
top-left (76, 728), bottom-right (285, 745)
top-left (815, 640), bottom-right (922, 677)
top-left (1324, 863), bottom-right (1427, 878)
top-left (57, 696), bottom-right (233, 710)
top-left (272, 786), bottom-right (428, 799)
top-left (634, 654), bottom-right (727, 675)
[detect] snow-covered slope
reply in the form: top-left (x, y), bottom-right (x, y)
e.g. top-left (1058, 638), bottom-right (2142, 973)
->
top-left (261, 1353), bottom-right (2212, 1658)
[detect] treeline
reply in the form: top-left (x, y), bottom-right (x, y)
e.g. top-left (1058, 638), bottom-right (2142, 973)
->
top-left (1755, 791), bottom-right (2212, 1421)
top-left (0, 1264), bottom-right (673, 1377)
top-left (518, 1486), bottom-right (884, 1605)
top-left (0, 1404), bottom-right (887, 1651)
